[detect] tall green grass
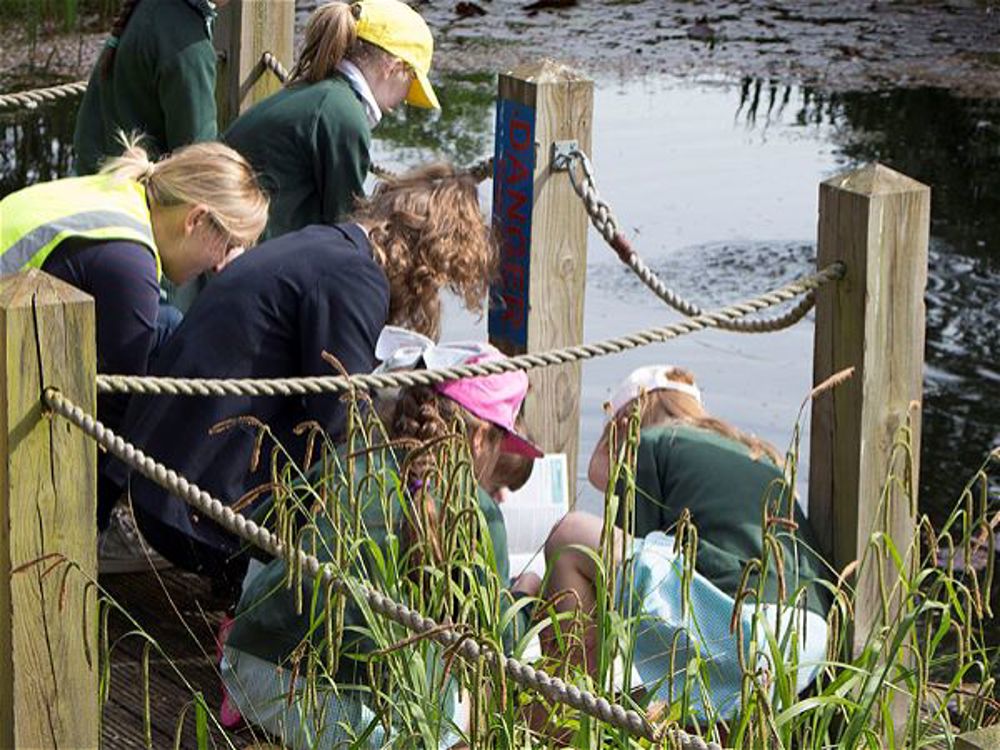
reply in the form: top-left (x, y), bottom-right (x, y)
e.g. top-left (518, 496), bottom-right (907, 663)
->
top-left (197, 392), bottom-right (998, 748)
top-left (24, 389), bottom-right (996, 748)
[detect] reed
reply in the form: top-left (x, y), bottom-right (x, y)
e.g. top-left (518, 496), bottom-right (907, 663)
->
top-left (24, 388), bottom-right (994, 748)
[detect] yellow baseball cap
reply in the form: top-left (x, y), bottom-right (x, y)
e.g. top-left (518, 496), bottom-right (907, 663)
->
top-left (354, 0), bottom-right (440, 110)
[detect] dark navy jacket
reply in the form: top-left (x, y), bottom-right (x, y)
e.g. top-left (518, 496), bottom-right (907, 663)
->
top-left (108, 224), bottom-right (389, 565)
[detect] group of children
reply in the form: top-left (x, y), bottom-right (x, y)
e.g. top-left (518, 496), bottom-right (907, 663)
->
top-left (0, 0), bottom-right (831, 745)
top-left (217, 346), bottom-right (831, 746)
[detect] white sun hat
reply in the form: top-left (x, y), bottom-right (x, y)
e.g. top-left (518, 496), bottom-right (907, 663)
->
top-left (606, 365), bottom-right (703, 421)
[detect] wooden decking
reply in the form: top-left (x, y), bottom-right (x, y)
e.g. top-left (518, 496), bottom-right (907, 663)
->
top-left (101, 568), bottom-right (263, 749)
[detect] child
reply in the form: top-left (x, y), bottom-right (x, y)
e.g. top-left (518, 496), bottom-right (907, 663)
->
top-left (225, 0), bottom-right (440, 239)
top-left (74, 0), bottom-right (223, 175)
top-left (0, 136), bottom-right (267, 541)
top-left (543, 365), bottom-right (830, 723)
top-left (482, 414), bottom-right (537, 503)
top-left (111, 163), bottom-right (494, 581)
top-left (220, 336), bottom-right (542, 748)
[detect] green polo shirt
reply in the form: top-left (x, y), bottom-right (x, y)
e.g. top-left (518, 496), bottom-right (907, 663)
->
top-left (620, 424), bottom-right (830, 616)
top-left (227, 449), bottom-right (515, 682)
top-left (73, 0), bottom-right (218, 175)
top-left (223, 76), bottom-right (372, 240)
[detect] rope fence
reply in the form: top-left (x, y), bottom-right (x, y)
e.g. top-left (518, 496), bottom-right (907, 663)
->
top-left (42, 386), bottom-right (724, 750)
top-left (95, 262), bottom-right (843, 398)
top-left (557, 148), bottom-right (817, 333)
top-left (2, 50), bottom-right (847, 749)
top-left (0, 79), bottom-right (87, 111)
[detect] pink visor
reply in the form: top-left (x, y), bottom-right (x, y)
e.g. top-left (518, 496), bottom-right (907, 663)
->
top-left (435, 351), bottom-right (543, 459)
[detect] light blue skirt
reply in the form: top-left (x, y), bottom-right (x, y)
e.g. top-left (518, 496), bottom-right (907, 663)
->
top-left (222, 561), bottom-right (463, 749)
top-left (617, 531), bottom-right (828, 722)
top-left (221, 646), bottom-right (463, 750)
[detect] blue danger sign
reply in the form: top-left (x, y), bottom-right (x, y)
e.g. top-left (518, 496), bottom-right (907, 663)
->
top-left (489, 98), bottom-right (536, 352)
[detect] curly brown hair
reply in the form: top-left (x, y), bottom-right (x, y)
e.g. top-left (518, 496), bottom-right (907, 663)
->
top-left (352, 163), bottom-right (497, 339)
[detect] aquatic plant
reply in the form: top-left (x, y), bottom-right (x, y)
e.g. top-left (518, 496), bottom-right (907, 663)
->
top-left (193, 388), bottom-right (998, 748)
top-left (23, 385), bottom-right (996, 748)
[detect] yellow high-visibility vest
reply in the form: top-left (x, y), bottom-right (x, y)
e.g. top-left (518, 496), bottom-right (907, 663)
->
top-left (0, 174), bottom-right (162, 280)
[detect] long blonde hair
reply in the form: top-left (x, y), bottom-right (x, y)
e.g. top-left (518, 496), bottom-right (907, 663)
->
top-left (600, 367), bottom-right (783, 467)
top-left (100, 135), bottom-right (269, 249)
top-left (288, 1), bottom-right (395, 85)
top-left (352, 163), bottom-right (496, 339)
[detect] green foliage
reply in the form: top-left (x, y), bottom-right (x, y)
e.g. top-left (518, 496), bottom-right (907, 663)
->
top-left (375, 72), bottom-right (496, 168)
top-left (25, 392), bottom-right (996, 748)
top-left (195, 394), bottom-right (998, 748)
top-left (0, 0), bottom-right (116, 35)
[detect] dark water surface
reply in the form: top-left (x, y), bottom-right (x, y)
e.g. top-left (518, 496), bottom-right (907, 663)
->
top-left (1, 74), bottom-right (997, 521)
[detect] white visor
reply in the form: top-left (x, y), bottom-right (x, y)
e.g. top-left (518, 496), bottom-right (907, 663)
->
top-left (606, 365), bottom-right (702, 421)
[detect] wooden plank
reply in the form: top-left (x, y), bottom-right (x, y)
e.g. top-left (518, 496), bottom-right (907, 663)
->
top-left (100, 570), bottom-right (256, 748)
top-left (215, 0), bottom-right (296, 130)
top-left (0, 270), bottom-right (98, 748)
top-left (956, 726), bottom-right (1000, 750)
top-left (809, 163), bottom-right (929, 651)
top-left (489, 61), bottom-right (593, 503)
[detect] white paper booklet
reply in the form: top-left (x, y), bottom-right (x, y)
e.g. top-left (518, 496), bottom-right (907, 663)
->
top-left (500, 453), bottom-right (570, 579)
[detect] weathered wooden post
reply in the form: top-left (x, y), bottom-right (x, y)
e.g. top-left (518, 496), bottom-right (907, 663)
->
top-left (809, 163), bottom-right (929, 652)
top-left (0, 270), bottom-right (97, 748)
top-left (488, 61), bottom-right (593, 503)
top-left (214, 0), bottom-right (296, 130)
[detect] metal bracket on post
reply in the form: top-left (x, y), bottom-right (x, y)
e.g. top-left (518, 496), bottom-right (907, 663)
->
top-left (551, 139), bottom-right (579, 171)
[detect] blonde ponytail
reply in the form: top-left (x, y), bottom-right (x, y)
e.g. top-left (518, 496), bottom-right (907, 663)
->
top-left (100, 133), bottom-right (270, 249)
top-left (288, 2), bottom-right (360, 85)
top-left (99, 131), bottom-right (157, 183)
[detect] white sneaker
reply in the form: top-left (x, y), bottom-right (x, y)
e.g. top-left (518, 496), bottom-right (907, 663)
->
top-left (98, 505), bottom-right (172, 575)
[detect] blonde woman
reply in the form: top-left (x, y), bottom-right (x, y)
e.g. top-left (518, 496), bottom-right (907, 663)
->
top-left (0, 138), bottom-right (268, 535)
top-left (108, 163), bottom-right (494, 595)
top-left (224, 0), bottom-right (440, 239)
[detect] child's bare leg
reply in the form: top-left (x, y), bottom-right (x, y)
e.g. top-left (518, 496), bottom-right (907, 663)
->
top-left (542, 511), bottom-right (624, 674)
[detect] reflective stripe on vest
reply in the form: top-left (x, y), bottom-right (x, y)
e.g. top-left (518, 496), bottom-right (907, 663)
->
top-left (0, 210), bottom-right (155, 275)
top-left (0, 174), bottom-right (161, 280)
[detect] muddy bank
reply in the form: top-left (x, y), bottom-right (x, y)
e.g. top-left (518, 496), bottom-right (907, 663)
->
top-left (414, 0), bottom-right (1000, 98)
top-left (3, 1), bottom-right (1000, 98)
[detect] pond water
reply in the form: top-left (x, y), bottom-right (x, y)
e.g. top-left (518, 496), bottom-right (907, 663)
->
top-left (368, 73), bottom-right (1000, 518)
top-left (1, 73), bottom-right (997, 522)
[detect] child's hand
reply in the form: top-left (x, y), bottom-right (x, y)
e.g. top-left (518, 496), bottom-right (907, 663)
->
top-left (511, 571), bottom-right (542, 597)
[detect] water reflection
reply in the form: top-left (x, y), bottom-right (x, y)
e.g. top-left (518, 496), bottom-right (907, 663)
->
top-left (0, 74), bottom-right (996, 524)
top-left (735, 79), bottom-right (1000, 522)
top-left (0, 100), bottom-right (75, 194)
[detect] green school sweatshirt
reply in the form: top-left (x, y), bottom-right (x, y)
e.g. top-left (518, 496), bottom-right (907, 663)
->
top-left (73, 0), bottom-right (218, 175)
top-left (223, 76), bottom-right (372, 240)
top-left (620, 424), bottom-right (831, 616)
top-left (227, 450), bottom-right (518, 682)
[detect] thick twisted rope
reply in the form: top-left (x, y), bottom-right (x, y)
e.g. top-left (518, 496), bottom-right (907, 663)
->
top-left (0, 79), bottom-right (88, 111)
top-left (558, 148), bottom-right (818, 332)
top-left (370, 156), bottom-right (494, 184)
top-left (42, 388), bottom-right (723, 750)
top-left (96, 263), bottom-right (842, 397)
top-left (259, 50), bottom-right (290, 83)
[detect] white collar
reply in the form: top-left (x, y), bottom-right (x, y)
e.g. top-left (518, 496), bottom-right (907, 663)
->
top-left (336, 60), bottom-right (382, 128)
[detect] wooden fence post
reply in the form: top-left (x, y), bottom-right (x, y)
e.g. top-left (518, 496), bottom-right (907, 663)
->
top-left (488, 61), bottom-right (593, 504)
top-left (0, 270), bottom-right (97, 748)
top-left (809, 163), bottom-right (930, 653)
top-left (214, 0), bottom-right (296, 131)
